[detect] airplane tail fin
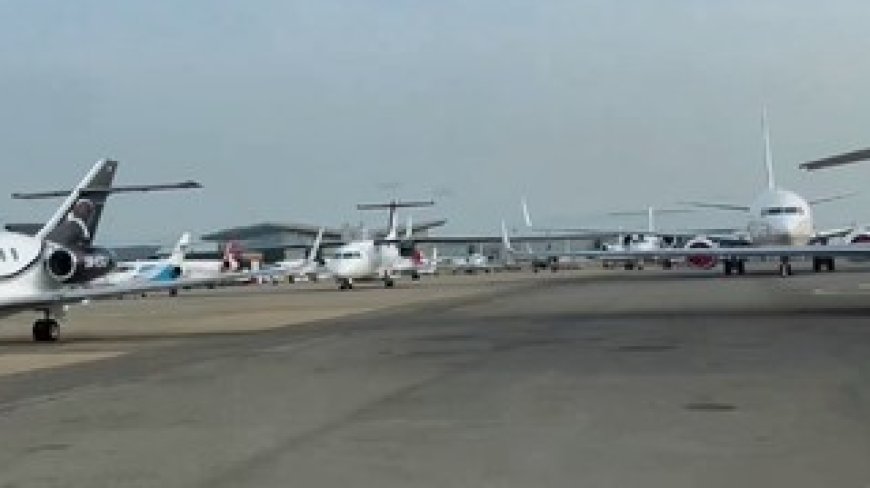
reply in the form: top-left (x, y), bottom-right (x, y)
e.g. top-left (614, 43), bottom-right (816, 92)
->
top-left (501, 219), bottom-right (514, 252)
top-left (521, 197), bottom-right (533, 228)
top-left (763, 107), bottom-right (776, 190)
top-left (169, 232), bottom-right (192, 266)
top-left (404, 215), bottom-right (413, 240)
top-left (357, 200), bottom-right (434, 241)
top-left (306, 227), bottom-right (324, 263)
top-left (33, 160), bottom-right (118, 247)
top-left (18, 159), bottom-right (202, 249)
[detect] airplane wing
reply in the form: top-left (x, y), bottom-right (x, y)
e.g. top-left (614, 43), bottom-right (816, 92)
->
top-left (801, 148), bottom-right (870, 171)
top-left (538, 245), bottom-right (870, 260)
top-left (807, 192), bottom-right (857, 206)
top-left (0, 275), bottom-right (247, 314)
top-left (679, 201), bottom-right (751, 212)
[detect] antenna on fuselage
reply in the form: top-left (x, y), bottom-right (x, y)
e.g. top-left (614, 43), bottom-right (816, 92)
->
top-left (763, 107), bottom-right (776, 190)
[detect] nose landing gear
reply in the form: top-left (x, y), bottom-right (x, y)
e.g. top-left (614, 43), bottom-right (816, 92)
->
top-left (778, 257), bottom-right (793, 277)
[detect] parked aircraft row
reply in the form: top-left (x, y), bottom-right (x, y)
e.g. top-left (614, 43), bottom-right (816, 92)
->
top-left (514, 111), bottom-right (870, 277)
top-left (3, 110), bottom-right (870, 342)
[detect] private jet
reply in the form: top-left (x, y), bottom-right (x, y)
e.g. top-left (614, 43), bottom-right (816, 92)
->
top-left (0, 159), bottom-right (211, 341)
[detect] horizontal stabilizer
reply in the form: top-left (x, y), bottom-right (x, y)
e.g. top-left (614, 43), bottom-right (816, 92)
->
top-left (13, 181), bottom-right (201, 199)
top-left (356, 200), bottom-right (434, 210)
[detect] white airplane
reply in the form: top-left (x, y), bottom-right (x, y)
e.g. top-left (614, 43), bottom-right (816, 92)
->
top-left (325, 201), bottom-right (433, 289)
top-left (0, 159), bottom-right (210, 341)
top-left (530, 112), bottom-right (866, 276)
top-left (91, 232), bottom-right (192, 288)
top-left (267, 227), bottom-right (325, 283)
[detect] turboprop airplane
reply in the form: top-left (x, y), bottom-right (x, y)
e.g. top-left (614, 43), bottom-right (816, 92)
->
top-left (0, 159), bottom-right (208, 341)
top-left (326, 201), bottom-right (434, 289)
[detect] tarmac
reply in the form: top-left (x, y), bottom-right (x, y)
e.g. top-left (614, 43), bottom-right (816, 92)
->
top-left (3, 264), bottom-right (870, 486)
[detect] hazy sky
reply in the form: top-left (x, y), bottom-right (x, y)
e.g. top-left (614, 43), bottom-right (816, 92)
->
top-left (3, 0), bottom-right (870, 244)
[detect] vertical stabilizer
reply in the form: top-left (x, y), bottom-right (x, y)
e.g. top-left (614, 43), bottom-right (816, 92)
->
top-left (521, 197), bottom-right (533, 228)
top-left (647, 206), bottom-right (655, 233)
top-left (169, 232), bottom-right (191, 266)
top-left (763, 107), bottom-right (776, 190)
top-left (306, 227), bottom-right (324, 263)
top-left (404, 215), bottom-right (413, 240)
top-left (501, 220), bottom-right (513, 252)
top-left (37, 159), bottom-right (118, 247)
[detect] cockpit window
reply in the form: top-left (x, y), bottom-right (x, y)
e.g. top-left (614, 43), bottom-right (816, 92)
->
top-left (762, 206), bottom-right (804, 216)
top-left (0, 249), bottom-right (5, 261)
top-left (332, 251), bottom-right (362, 259)
top-left (10, 248), bottom-right (19, 261)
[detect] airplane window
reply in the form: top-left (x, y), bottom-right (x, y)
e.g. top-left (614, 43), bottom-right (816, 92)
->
top-left (10, 248), bottom-right (18, 261)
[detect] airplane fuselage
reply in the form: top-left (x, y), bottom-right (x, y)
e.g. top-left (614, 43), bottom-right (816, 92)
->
top-left (0, 232), bottom-right (62, 302)
top-left (326, 240), bottom-right (401, 281)
top-left (746, 188), bottom-right (813, 246)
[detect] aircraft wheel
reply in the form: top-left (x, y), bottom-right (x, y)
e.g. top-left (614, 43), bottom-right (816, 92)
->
top-left (828, 258), bottom-right (836, 272)
top-left (411, 273), bottom-right (421, 281)
top-left (779, 263), bottom-right (793, 277)
top-left (812, 257), bottom-right (822, 273)
top-left (736, 260), bottom-right (746, 275)
top-left (169, 288), bottom-right (178, 297)
top-left (384, 278), bottom-right (395, 288)
top-left (723, 260), bottom-right (733, 276)
top-left (624, 263), bottom-right (634, 271)
top-left (33, 319), bottom-right (60, 342)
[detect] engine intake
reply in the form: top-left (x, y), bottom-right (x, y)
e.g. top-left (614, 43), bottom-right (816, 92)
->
top-left (684, 237), bottom-right (717, 270)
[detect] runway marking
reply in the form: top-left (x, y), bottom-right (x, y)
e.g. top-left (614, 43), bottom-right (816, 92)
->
top-left (0, 351), bottom-right (124, 377)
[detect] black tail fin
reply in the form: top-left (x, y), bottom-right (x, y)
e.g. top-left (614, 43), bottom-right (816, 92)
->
top-left (37, 160), bottom-right (118, 248)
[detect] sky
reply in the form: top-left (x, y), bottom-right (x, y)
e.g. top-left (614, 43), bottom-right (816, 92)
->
top-left (2, 0), bottom-right (870, 244)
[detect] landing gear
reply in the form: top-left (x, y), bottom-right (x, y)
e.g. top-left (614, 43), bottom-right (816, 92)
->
top-left (723, 259), bottom-right (746, 276)
top-left (338, 278), bottom-right (354, 290)
top-left (33, 311), bottom-right (60, 342)
top-left (383, 276), bottom-right (395, 288)
top-left (661, 259), bottom-right (672, 270)
top-left (812, 257), bottom-right (835, 273)
top-left (411, 272), bottom-right (421, 281)
top-left (778, 257), bottom-right (793, 278)
top-left (169, 288), bottom-right (178, 297)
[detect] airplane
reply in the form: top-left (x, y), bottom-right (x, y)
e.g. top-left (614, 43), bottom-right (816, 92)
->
top-left (90, 232), bottom-right (192, 290)
top-left (523, 111), bottom-right (867, 277)
top-left (265, 227), bottom-right (326, 283)
top-left (0, 159), bottom-right (211, 342)
top-left (519, 198), bottom-right (729, 271)
top-left (325, 201), bottom-right (435, 289)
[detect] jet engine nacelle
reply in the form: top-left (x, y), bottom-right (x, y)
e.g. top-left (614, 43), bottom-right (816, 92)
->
top-left (684, 237), bottom-right (717, 270)
top-left (45, 246), bottom-right (116, 284)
